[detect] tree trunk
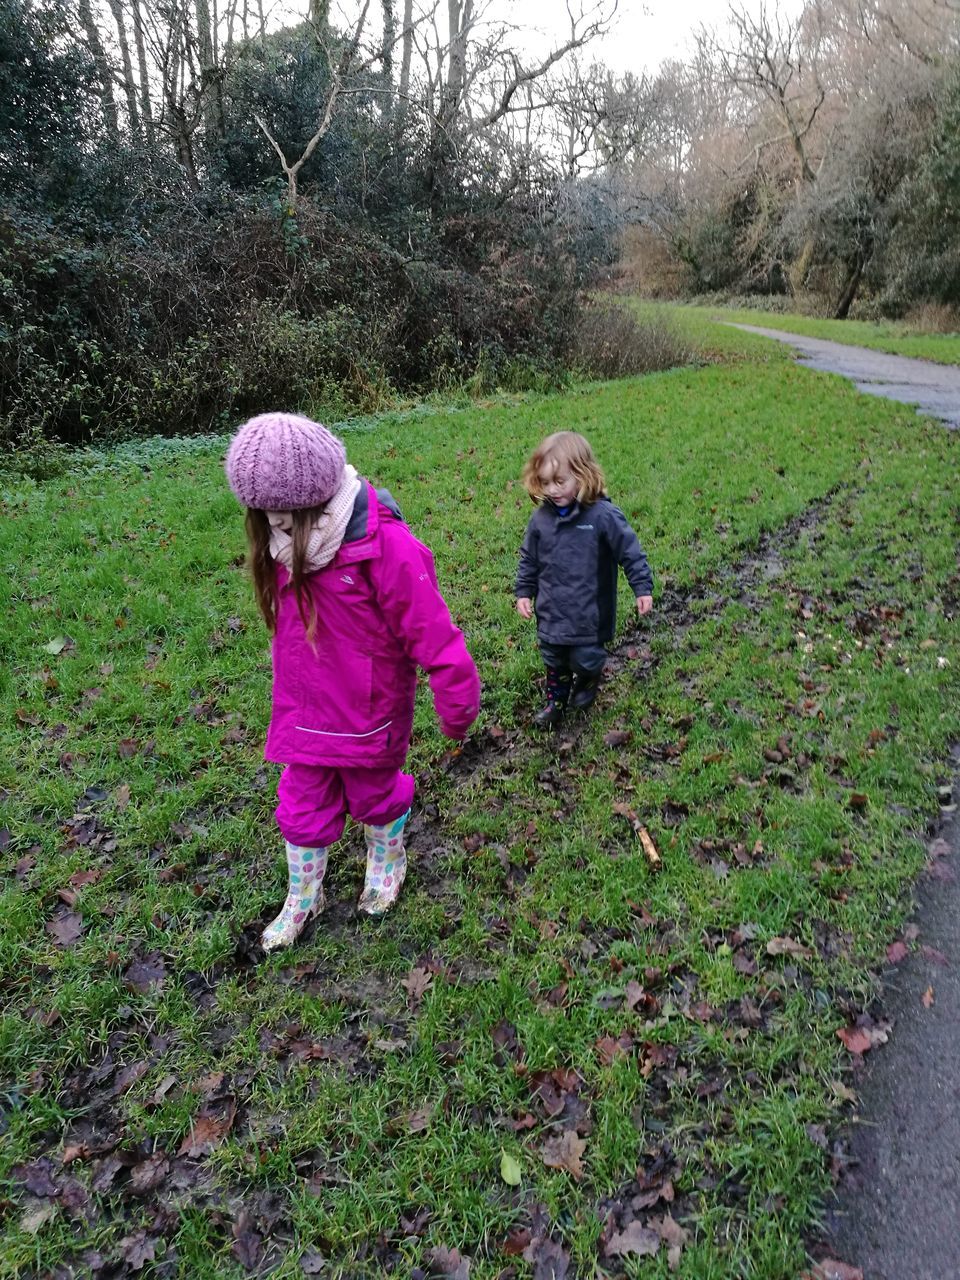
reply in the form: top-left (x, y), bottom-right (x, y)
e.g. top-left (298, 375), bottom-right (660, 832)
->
top-left (106, 0), bottom-right (142, 137)
top-left (382, 0), bottom-right (396, 90)
top-left (443, 0), bottom-right (470, 122)
top-left (130, 0), bottom-right (155, 143)
top-left (398, 0), bottom-right (413, 100)
top-left (194, 0), bottom-right (223, 144)
top-left (789, 233), bottom-right (816, 293)
top-left (78, 0), bottom-right (120, 137)
top-left (834, 252), bottom-right (865, 319)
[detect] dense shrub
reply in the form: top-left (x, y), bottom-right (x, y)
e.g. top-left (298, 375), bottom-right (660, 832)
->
top-left (0, 1), bottom-right (625, 453)
top-left (567, 303), bottom-right (692, 379)
top-left (0, 191), bottom-right (596, 447)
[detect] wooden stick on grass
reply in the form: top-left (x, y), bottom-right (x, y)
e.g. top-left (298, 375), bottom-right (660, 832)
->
top-left (613, 803), bottom-right (662, 871)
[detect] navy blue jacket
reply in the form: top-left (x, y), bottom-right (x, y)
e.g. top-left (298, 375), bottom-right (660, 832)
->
top-left (515, 497), bottom-right (653, 646)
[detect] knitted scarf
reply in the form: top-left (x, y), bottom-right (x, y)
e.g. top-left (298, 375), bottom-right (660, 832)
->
top-left (269, 464), bottom-right (362, 573)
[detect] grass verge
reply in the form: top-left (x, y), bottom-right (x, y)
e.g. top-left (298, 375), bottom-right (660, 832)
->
top-left (623, 301), bottom-right (960, 367)
top-left (1, 323), bottom-right (959, 1278)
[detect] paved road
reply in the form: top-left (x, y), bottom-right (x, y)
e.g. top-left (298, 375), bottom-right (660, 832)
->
top-left (821, 751), bottom-right (960, 1280)
top-left (728, 323), bottom-right (960, 428)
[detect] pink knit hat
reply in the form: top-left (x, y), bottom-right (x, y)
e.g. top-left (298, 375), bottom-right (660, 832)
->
top-left (225, 412), bottom-right (347, 510)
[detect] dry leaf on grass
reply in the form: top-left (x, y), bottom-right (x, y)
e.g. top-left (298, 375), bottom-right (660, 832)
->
top-left (178, 1099), bottom-right (237, 1157)
top-left (541, 1129), bottom-right (586, 1180)
top-left (427, 1244), bottom-right (471, 1278)
top-left (807, 1260), bottom-right (864, 1280)
top-left (766, 935), bottom-right (813, 959)
top-left (604, 1221), bottom-right (660, 1258)
top-left (46, 912), bottom-right (83, 947)
top-left (400, 965), bottom-right (433, 1005)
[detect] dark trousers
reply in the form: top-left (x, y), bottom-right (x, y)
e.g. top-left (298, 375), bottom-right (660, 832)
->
top-left (539, 640), bottom-right (607, 679)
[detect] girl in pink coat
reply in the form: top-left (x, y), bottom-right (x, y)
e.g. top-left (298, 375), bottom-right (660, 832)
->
top-left (225, 413), bottom-right (481, 951)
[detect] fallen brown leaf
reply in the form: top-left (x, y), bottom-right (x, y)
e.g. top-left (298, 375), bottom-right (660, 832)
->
top-left (129, 1153), bottom-right (169, 1195)
top-left (20, 1199), bottom-right (57, 1235)
top-left (124, 952), bottom-right (166, 993)
top-left (46, 912), bottom-right (82, 947)
top-left (178, 1099), bottom-right (237, 1157)
top-left (502, 1228), bottom-right (532, 1257)
top-left (405, 1107), bottom-right (432, 1134)
top-left (604, 1220), bottom-right (660, 1258)
top-left (837, 1021), bottom-right (888, 1055)
top-left (809, 1260), bottom-right (864, 1280)
top-left (119, 1230), bottom-right (157, 1271)
top-left (651, 1214), bottom-right (690, 1271)
top-left (401, 965), bottom-right (433, 1005)
top-left (922, 986), bottom-right (935, 1008)
top-left (595, 1032), bottom-right (633, 1066)
top-left (231, 1211), bottom-right (263, 1272)
top-left (541, 1129), bottom-right (586, 1180)
top-left (427, 1244), bottom-right (471, 1278)
top-left (766, 935), bottom-right (814, 960)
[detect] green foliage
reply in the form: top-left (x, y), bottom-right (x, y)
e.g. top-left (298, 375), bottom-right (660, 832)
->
top-left (0, 190), bottom-right (614, 450)
top-left (0, 0), bottom-right (97, 202)
top-left (673, 209), bottom-right (741, 295)
top-left (0, 322), bottom-right (958, 1275)
top-left (883, 65), bottom-right (960, 311)
top-left (0, 3), bottom-right (632, 453)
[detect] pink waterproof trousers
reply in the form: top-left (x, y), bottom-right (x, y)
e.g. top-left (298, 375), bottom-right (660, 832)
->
top-left (275, 763), bottom-right (415, 848)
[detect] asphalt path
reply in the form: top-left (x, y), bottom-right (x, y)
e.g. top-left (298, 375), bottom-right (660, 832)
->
top-left (822, 758), bottom-right (960, 1280)
top-left (728, 323), bottom-right (960, 429)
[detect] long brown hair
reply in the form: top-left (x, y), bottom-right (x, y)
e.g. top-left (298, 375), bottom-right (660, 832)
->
top-left (245, 505), bottom-right (328, 639)
top-left (521, 431), bottom-right (606, 505)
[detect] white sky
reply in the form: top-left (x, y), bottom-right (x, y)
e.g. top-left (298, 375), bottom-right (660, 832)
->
top-left (517, 0), bottom-right (727, 75)
top-left (483, 0), bottom-right (806, 76)
top-left (323, 1), bottom-right (807, 80)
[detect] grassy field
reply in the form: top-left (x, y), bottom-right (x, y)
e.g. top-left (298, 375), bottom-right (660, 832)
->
top-left (625, 301), bottom-right (960, 367)
top-left (2, 322), bottom-right (959, 1279)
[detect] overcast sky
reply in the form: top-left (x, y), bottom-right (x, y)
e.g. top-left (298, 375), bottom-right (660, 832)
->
top-left (515, 0), bottom-right (727, 74)
top-left (476, 0), bottom-right (805, 76)
top-left (324, 1), bottom-right (806, 79)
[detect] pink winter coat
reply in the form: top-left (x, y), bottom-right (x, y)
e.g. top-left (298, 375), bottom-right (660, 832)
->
top-left (264, 482), bottom-right (480, 768)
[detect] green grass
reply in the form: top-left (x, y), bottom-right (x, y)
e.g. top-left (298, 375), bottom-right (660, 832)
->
top-left (628, 300), bottom-right (960, 366)
top-left (1, 319), bottom-right (959, 1278)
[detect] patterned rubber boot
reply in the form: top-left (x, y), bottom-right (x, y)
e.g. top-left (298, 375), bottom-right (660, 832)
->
top-left (358, 810), bottom-right (411, 916)
top-left (533, 667), bottom-right (571, 728)
top-left (570, 669), bottom-right (602, 710)
top-left (261, 841), bottom-right (329, 951)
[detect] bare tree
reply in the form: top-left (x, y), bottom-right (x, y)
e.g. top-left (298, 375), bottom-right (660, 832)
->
top-left (398, 0), bottom-right (414, 98)
top-left (105, 0), bottom-right (143, 138)
top-left (254, 0), bottom-right (373, 208)
top-left (714, 1), bottom-right (826, 184)
top-left (129, 0), bottom-right (156, 141)
top-left (78, 0), bottom-right (120, 136)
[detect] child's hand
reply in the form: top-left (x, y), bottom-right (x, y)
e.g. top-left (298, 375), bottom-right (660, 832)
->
top-left (636, 595), bottom-right (653, 617)
top-left (516, 597), bottom-right (534, 620)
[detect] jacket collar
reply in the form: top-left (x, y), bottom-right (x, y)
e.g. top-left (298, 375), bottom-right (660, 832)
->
top-left (543, 498), bottom-right (584, 523)
top-left (333, 481), bottom-right (382, 563)
top-left (277, 482), bottom-right (381, 588)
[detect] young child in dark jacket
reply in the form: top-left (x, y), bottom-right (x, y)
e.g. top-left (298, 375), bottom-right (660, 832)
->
top-left (515, 431), bottom-right (653, 727)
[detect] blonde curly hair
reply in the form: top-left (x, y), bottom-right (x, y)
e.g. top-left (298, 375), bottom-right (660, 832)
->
top-left (521, 431), bottom-right (606, 505)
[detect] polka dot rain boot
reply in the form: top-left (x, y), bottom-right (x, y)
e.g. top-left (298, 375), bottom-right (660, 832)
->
top-left (358, 809), bottom-right (411, 916)
top-left (261, 841), bottom-right (329, 951)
